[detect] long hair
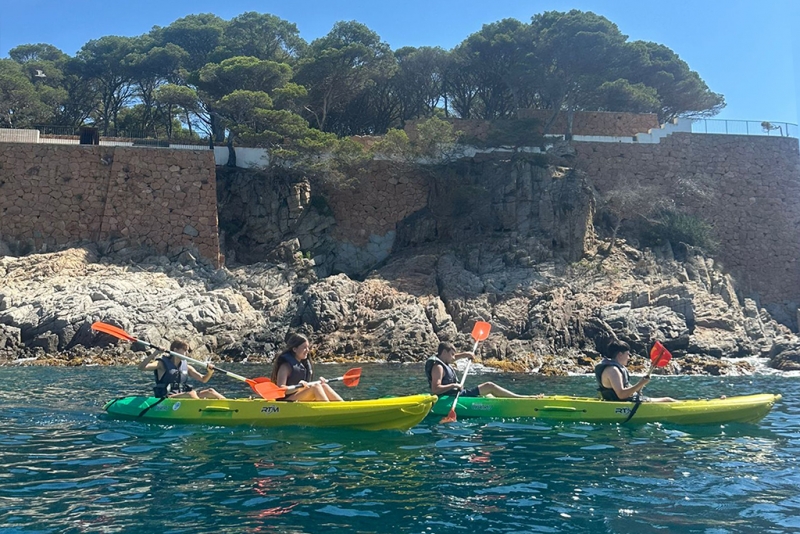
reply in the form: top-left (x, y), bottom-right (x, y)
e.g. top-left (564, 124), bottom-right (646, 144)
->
top-left (270, 333), bottom-right (312, 383)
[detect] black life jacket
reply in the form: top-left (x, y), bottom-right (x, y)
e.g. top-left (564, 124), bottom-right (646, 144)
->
top-left (594, 359), bottom-right (637, 401)
top-left (425, 356), bottom-right (458, 387)
top-left (275, 352), bottom-right (311, 386)
top-left (153, 356), bottom-right (192, 398)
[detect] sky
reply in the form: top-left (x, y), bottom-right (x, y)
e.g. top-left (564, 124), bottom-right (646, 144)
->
top-left (1, 0), bottom-right (798, 125)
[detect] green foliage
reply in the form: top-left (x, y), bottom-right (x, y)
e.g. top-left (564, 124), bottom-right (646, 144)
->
top-left (413, 116), bottom-right (460, 157)
top-left (2, 9), bottom-right (725, 146)
top-left (0, 59), bottom-right (50, 127)
top-left (370, 128), bottom-right (411, 159)
top-left (639, 211), bottom-right (718, 252)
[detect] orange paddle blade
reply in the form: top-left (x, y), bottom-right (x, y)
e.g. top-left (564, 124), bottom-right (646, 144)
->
top-left (649, 341), bottom-right (673, 368)
top-left (251, 377), bottom-right (272, 384)
top-left (91, 321), bottom-right (136, 342)
top-left (440, 409), bottom-right (457, 424)
top-left (341, 368), bottom-right (362, 387)
top-left (471, 321), bottom-right (491, 342)
top-left (251, 380), bottom-right (287, 400)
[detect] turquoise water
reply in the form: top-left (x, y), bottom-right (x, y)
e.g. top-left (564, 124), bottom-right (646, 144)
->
top-left (0, 363), bottom-right (798, 533)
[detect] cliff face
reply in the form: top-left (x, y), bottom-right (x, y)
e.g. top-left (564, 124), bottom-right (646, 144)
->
top-left (216, 157), bottom-right (595, 276)
top-left (3, 136), bottom-right (800, 374)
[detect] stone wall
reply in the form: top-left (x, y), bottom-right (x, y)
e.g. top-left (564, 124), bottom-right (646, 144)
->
top-left (0, 143), bottom-right (220, 266)
top-left (573, 134), bottom-right (800, 305)
top-left (517, 110), bottom-right (660, 137)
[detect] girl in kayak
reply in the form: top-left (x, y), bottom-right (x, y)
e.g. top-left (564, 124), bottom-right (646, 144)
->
top-left (595, 340), bottom-right (676, 402)
top-left (270, 333), bottom-right (343, 402)
top-left (137, 339), bottom-right (225, 399)
top-left (426, 342), bottom-right (540, 398)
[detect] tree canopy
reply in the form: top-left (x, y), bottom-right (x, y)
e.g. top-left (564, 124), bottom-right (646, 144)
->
top-left (3, 9), bottom-right (724, 143)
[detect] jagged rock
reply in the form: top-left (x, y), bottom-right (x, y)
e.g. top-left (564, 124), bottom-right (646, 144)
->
top-left (768, 334), bottom-right (800, 370)
top-left (0, 324), bottom-right (22, 349)
top-left (0, 239), bottom-right (795, 376)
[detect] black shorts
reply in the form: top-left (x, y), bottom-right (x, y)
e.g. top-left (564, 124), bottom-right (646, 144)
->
top-left (442, 386), bottom-right (480, 398)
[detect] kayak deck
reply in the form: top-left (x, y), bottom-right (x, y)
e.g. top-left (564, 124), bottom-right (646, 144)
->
top-left (104, 394), bottom-right (437, 431)
top-left (430, 394), bottom-right (781, 425)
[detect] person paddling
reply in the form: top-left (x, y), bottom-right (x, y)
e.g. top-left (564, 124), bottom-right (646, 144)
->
top-left (426, 342), bottom-right (540, 398)
top-left (595, 340), bottom-right (676, 403)
top-left (137, 339), bottom-right (225, 399)
top-left (270, 333), bottom-right (343, 402)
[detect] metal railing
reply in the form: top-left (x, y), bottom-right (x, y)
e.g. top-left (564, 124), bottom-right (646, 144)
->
top-left (32, 125), bottom-right (211, 150)
top-left (691, 119), bottom-right (798, 138)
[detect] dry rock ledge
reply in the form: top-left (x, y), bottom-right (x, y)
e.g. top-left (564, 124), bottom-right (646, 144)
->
top-left (2, 240), bottom-right (800, 376)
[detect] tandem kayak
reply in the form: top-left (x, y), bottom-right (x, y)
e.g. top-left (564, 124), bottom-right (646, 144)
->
top-left (104, 394), bottom-right (437, 431)
top-left (430, 393), bottom-right (781, 425)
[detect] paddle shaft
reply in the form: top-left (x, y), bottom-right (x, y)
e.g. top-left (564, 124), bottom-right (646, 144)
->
top-left (136, 339), bottom-right (249, 383)
top-left (283, 374), bottom-right (348, 393)
top-left (445, 338), bottom-right (480, 413)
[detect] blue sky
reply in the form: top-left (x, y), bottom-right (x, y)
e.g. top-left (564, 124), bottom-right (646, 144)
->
top-left (1, 0), bottom-right (798, 125)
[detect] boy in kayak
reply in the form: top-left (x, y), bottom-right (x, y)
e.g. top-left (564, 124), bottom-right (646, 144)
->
top-left (137, 339), bottom-right (225, 399)
top-left (270, 333), bottom-right (343, 402)
top-left (426, 342), bottom-right (540, 398)
top-left (595, 340), bottom-right (676, 402)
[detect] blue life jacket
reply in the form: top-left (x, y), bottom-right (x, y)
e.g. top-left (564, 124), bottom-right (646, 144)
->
top-left (275, 352), bottom-right (311, 386)
top-left (153, 356), bottom-right (192, 398)
top-left (425, 357), bottom-right (457, 387)
top-left (594, 359), bottom-right (637, 401)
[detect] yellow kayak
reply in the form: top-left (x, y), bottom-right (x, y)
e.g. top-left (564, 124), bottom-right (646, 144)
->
top-left (430, 394), bottom-right (781, 425)
top-left (104, 394), bottom-right (437, 431)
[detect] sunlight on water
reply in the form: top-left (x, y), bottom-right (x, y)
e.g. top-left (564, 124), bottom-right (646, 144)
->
top-left (0, 364), bottom-right (797, 533)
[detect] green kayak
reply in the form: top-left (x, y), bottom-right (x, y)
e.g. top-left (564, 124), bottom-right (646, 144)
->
top-left (430, 393), bottom-right (781, 425)
top-left (104, 394), bottom-right (437, 431)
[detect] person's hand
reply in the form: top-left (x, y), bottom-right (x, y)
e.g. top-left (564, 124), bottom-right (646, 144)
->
top-left (298, 380), bottom-right (309, 388)
top-left (452, 384), bottom-right (462, 392)
top-left (639, 377), bottom-right (651, 386)
top-left (206, 363), bottom-right (215, 372)
top-left (465, 352), bottom-right (476, 360)
top-left (318, 377), bottom-right (328, 384)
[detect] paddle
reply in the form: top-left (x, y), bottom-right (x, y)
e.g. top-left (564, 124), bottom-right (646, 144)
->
top-left (440, 321), bottom-right (492, 423)
top-left (281, 367), bottom-right (362, 394)
top-left (647, 340), bottom-right (673, 378)
top-left (90, 321), bottom-right (279, 400)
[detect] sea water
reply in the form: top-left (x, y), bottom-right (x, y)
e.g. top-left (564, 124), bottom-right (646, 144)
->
top-left (0, 363), bottom-right (798, 533)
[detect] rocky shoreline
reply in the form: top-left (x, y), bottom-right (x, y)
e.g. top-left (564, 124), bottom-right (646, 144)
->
top-left (2, 237), bottom-right (800, 376)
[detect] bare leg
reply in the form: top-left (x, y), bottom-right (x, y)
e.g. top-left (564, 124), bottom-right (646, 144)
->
top-left (286, 384), bottom-right (331, 402)
top-left (478, 382), bottom-right (542, 399)
top-left (321, 382), bottom-right (343, 401)
top-left (170, 390), bottom-right (201, 399)
top-left (646, 396), bottom-right (678, 403)
top-left (198, 388), bottom-right (225, 399)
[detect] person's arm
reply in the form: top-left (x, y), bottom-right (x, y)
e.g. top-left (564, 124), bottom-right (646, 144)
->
top-left (430, 364), bottom-right (461, 396)
top-left (187, 363), bottom-right (215, 383)
top-left (138, 351), bottom-right (159, 372)
top-left (275, 362), bottom-right (295, 388)
top-left (605, 368), bottom-right (649, 400)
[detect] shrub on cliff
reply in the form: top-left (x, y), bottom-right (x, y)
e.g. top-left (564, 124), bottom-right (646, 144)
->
top-left (639, 210), bottom-right (718, 252)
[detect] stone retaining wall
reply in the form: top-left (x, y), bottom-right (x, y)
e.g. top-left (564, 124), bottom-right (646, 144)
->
top-left (517, 110), bottom-right (660, 137)
top-left (0, 143), bottom-right (220, 266)
top-left (573, 134), bottom-right (800, 304)
top-left (325, 161), bottom-right (429, 244)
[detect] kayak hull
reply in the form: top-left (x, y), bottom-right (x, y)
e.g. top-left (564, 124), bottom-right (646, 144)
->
top-left (104, 394), bottom-right (437, 431)
top-left (430, 393), bottom-right (781, 425)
